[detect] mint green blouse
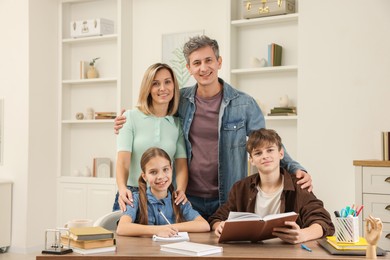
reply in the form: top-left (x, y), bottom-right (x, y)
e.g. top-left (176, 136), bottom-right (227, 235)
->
top-left (117, 109), bottom-right (187, 186)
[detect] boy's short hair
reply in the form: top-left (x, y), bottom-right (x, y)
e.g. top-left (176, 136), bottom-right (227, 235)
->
top-left (246, 128), bottom-right (282, 155)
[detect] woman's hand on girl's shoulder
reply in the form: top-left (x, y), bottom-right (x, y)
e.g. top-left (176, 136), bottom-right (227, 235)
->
top-left (174, 190), bottom-right (188, 205)
top-left (119, 188), bottom-right (134, 211)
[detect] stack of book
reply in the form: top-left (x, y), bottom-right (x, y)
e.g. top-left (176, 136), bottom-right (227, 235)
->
top-left (318, 236), bottom-right (387, 256)
top-left (267, 107), bottom-right (297, 116)
top-left (61, 226), bottom-right (116, 255)
top-left (326, 236), bottom-right (368, 251)
top-left (94, 112), bottom-right (117, 120)
top-left (268, 43), bottom-right (282, 67)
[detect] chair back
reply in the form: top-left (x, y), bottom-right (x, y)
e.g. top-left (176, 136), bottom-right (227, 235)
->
top-left (94, 210), bottom-right (122, 231)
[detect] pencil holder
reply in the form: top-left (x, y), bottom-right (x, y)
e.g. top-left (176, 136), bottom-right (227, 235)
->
top-left (335, 216), bottom-right (359, 243)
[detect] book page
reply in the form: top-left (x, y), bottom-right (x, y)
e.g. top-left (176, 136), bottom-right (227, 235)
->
top-left (262, 211), bottom-right (297, 221)
top-left (227, 211), bottom-right (262, 221)
top-left (152, 232), bottom-right (189, 242)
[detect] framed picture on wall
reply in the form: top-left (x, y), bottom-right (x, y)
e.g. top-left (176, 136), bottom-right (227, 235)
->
top-left (162, 30), bottom-right (204, 88)
top-left (93, 158), bottom-right (111, 178)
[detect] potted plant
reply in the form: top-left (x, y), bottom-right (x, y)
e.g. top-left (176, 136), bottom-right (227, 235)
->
top-left (87, 57), bottom-right (100, 79)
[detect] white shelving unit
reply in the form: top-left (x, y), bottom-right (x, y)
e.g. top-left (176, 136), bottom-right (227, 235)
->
top-left (229, 1), bottom-right (299, 158)
top-left (57, 0), bottom-right (132, 226)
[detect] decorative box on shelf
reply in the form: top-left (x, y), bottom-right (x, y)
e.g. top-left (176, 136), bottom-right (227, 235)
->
top-left (242, 0), bottom-right (295, 19)
top-left (70, 18), bottom-right (114, 38)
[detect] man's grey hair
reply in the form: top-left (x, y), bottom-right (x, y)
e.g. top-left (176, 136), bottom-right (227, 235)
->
top-left (182, 35), bottom-right (220, 65)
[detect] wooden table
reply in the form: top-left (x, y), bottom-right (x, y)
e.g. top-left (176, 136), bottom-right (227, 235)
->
top-left (37, 232), bottom-right (389, 260)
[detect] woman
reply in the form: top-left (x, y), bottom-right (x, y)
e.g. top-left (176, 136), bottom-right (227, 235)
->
top-left (114, 63), bottom-right (188, 212)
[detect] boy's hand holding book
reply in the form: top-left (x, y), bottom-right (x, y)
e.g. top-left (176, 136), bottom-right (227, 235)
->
top-left (274, 221), bottom-right (324, 244)
top-left (214, 221), bottom-right (225, 237)
top-left (272, 220), bottom-right (305, 244)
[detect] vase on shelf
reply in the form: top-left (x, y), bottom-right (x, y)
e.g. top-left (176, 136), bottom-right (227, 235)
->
top-left (87, 66), bottom-right (98, 79)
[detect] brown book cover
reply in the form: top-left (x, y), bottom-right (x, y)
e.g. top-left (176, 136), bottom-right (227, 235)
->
top-left (61, 236), bottom-right (115, 249)
top-left (218, 211), bottom-right (298, 243)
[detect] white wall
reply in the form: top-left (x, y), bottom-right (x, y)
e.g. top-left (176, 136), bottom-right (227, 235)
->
top-left (0, 0), bottom-right (30, 252)
top-left (0, 0), bottom-right (57, 253)
top-left (299, 0), bottom-right (390, 215)
top-left (26, 0), bottom-right (58, 251)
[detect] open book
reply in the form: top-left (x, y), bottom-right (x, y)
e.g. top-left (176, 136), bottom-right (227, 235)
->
top-left (218, 211), bottom-right (298, 243)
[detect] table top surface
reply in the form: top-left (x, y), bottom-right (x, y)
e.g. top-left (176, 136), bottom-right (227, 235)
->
top-left (36, 232), bottom-right (389, 260)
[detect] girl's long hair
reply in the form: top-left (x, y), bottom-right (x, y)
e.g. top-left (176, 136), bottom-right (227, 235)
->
top-left (137, 147), bottom-right (185, 224)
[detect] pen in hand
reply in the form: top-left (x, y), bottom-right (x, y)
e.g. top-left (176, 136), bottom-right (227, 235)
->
top-left (158, 209), bottom-right (178, 235)
top-left (158, 209), bottom-right (172, 225)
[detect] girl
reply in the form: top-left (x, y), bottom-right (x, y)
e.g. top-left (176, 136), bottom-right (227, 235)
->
top-left (116, 147), bottom-right (210, 237)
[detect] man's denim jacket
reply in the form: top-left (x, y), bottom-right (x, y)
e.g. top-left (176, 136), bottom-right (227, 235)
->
top-left (178, 78), bottom-right (305, 205)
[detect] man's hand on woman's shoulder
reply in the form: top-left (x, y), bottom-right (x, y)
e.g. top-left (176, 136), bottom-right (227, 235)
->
top-left (114, 109), bottom-right (127, 134)
top-left (295, 170), bottom-right (313, 192)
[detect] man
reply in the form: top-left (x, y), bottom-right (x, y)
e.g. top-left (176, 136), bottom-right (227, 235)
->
top-left (115, 35), bottom-right (311, 220)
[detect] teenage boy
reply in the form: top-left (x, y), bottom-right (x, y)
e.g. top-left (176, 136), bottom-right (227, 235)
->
top-left (209, 128), bottom-right (334, 244)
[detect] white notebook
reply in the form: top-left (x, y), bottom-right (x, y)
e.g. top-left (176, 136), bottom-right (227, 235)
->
top-left (160, 241), bottom-right (223, 256)
top-left (72, 246), bottom-right (116, 255)
top-left (152, 232), bottom-right (189, 242)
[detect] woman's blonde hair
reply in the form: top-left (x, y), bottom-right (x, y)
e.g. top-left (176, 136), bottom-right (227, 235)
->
top-left (137, 63), bottom-right (180, 116)
top-left (137, 147), bottom-right (185, 224)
